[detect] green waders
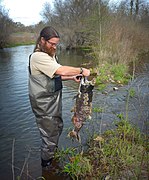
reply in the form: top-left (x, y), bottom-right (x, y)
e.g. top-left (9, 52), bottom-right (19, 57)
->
top-left (28, 64), bottom-right (63, 163)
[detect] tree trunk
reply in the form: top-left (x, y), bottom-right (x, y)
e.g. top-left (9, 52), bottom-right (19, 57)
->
top-left (135, 0), bottom-right (139, 15)
top-left (130, 0), bottom-right (134, 16)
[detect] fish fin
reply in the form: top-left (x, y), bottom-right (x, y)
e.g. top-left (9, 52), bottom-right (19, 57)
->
top-left (76, 132), bottom-right (81, 143)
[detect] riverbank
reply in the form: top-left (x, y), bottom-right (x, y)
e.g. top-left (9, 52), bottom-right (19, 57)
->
top-left (55, 71), bottom-right (149, 180)
top-left (7, 32), bottom-right (36, 47)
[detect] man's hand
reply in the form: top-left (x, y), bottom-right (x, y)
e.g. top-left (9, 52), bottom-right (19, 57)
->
top-left (73, 74), bottom-right (82, 82)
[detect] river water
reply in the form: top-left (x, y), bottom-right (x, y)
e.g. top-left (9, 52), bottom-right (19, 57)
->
top-left (0, 45), bottom-right (148, 179)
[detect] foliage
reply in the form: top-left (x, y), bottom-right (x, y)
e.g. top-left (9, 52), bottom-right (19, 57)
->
top-left (92, 63), bottom-right (132, 91)
top-left (0, 5), bottom-right (14, 48)
top-left (129, 87), bottom-right (136, 98)
top-left (0, 2), bottom-right (46, 48)
top-left (89, 119), bottom-right (148, 179)
top-left (63, 154), bottom-right (92, 180)
top-left (55, 147), bottom-right (93, 180)
top-left (40, 0), bottom-right (149, 51)
top-left (55, 147), bottom-right (77, 166)
top-left (93, 107), bottom-right (104, 113)
top-left (56, 119), bottom-right (148, 179)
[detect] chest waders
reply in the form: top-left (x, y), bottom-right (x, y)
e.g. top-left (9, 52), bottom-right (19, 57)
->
top-left (28, 55), bottom-right (63, 162)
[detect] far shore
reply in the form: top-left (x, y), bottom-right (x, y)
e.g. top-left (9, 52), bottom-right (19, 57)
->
top-left (6, 32), bottom-right (36, 47)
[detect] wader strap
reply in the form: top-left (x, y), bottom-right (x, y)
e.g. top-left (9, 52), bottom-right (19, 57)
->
top-left (28, 54), bottom-right (32, 75)
top-left (55, 55), bottom-right (59, 63)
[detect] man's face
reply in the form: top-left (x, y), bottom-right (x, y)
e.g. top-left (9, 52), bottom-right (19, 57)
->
top-left (41, 37), bottom-right (60, 57)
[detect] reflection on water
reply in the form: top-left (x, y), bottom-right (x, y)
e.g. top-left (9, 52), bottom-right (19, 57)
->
top-left (0, 45), bottom-right (91, 179)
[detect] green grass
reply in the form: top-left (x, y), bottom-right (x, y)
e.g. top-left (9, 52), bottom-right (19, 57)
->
top-left (5, 42), bottom-right (35, 48)
top-left (91, 63), bottom-right (132, 91)
top-left (55, 119), bottom-right (148, 179)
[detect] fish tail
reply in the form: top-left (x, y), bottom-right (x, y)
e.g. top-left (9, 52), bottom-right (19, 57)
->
top-left (68, 129), bottom-right (81, 143)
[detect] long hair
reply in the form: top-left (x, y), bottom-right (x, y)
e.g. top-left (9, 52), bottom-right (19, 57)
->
top-left (33, 36), bottom-right (41, 52)
top-left (33, 26), bottom-right (60, 52)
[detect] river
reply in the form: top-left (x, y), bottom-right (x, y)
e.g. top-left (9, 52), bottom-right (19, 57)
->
top-left (0, 45), bottom-right (148, 180)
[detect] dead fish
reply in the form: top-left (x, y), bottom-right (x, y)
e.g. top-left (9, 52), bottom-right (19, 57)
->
top-left (68, 76), bottom-right (95, 142)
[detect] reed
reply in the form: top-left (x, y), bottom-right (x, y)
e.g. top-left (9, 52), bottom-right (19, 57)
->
top-left (11, 140), bottom-right (45, 180)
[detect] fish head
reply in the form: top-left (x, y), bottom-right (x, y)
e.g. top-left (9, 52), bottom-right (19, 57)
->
top-left (80, 77), bottom-right (95, 93)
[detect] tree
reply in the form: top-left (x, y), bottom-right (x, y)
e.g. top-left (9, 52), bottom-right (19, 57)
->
top-left (130, 0), bottom-right (134, 15)
top-left (40, 0), bottom-right (149, 52)
top-left (41, 0), bottom-right (98, 48)
top-left (136, 0), bottom-right (139, 15)
top-left (0, 6), bottom-right (10, 48)
top-left (0, 4), bottom-right (15, 48)
top-left (41, 2), bottom-right (54, 24)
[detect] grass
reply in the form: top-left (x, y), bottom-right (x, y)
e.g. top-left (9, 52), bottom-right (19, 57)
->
top-left (5, 42), bottom-right (35, 48)
top-left (55, 118), bottom-right (148, 180)
top-left (63, 154), bottom-right (92, 180)
top-left (91, 63), bottom-right (132, 91)
top-left (54, 84), bottom-right (148, 179)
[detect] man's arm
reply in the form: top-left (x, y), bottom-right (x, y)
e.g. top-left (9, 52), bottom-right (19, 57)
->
top-left (61, 75), bottom-right (82, 83)
top-left (55, 66), bottom-right (90, 77)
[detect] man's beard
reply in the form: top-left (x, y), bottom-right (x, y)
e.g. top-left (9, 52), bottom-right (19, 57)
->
top-left (42, 44), bottom-right (56, 57)
top-left (47, 48), bottom-right (56, 57)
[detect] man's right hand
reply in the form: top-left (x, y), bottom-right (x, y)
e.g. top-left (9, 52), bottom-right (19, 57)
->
top-left (82, 68), bottom-right (90, 77)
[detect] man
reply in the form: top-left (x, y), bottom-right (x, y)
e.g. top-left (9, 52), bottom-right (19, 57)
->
top-left (28, 26), bottom-right (90, 168)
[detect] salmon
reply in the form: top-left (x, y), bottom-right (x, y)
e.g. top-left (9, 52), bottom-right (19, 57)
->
top-left (68, 76), bottom-right (95, 142)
